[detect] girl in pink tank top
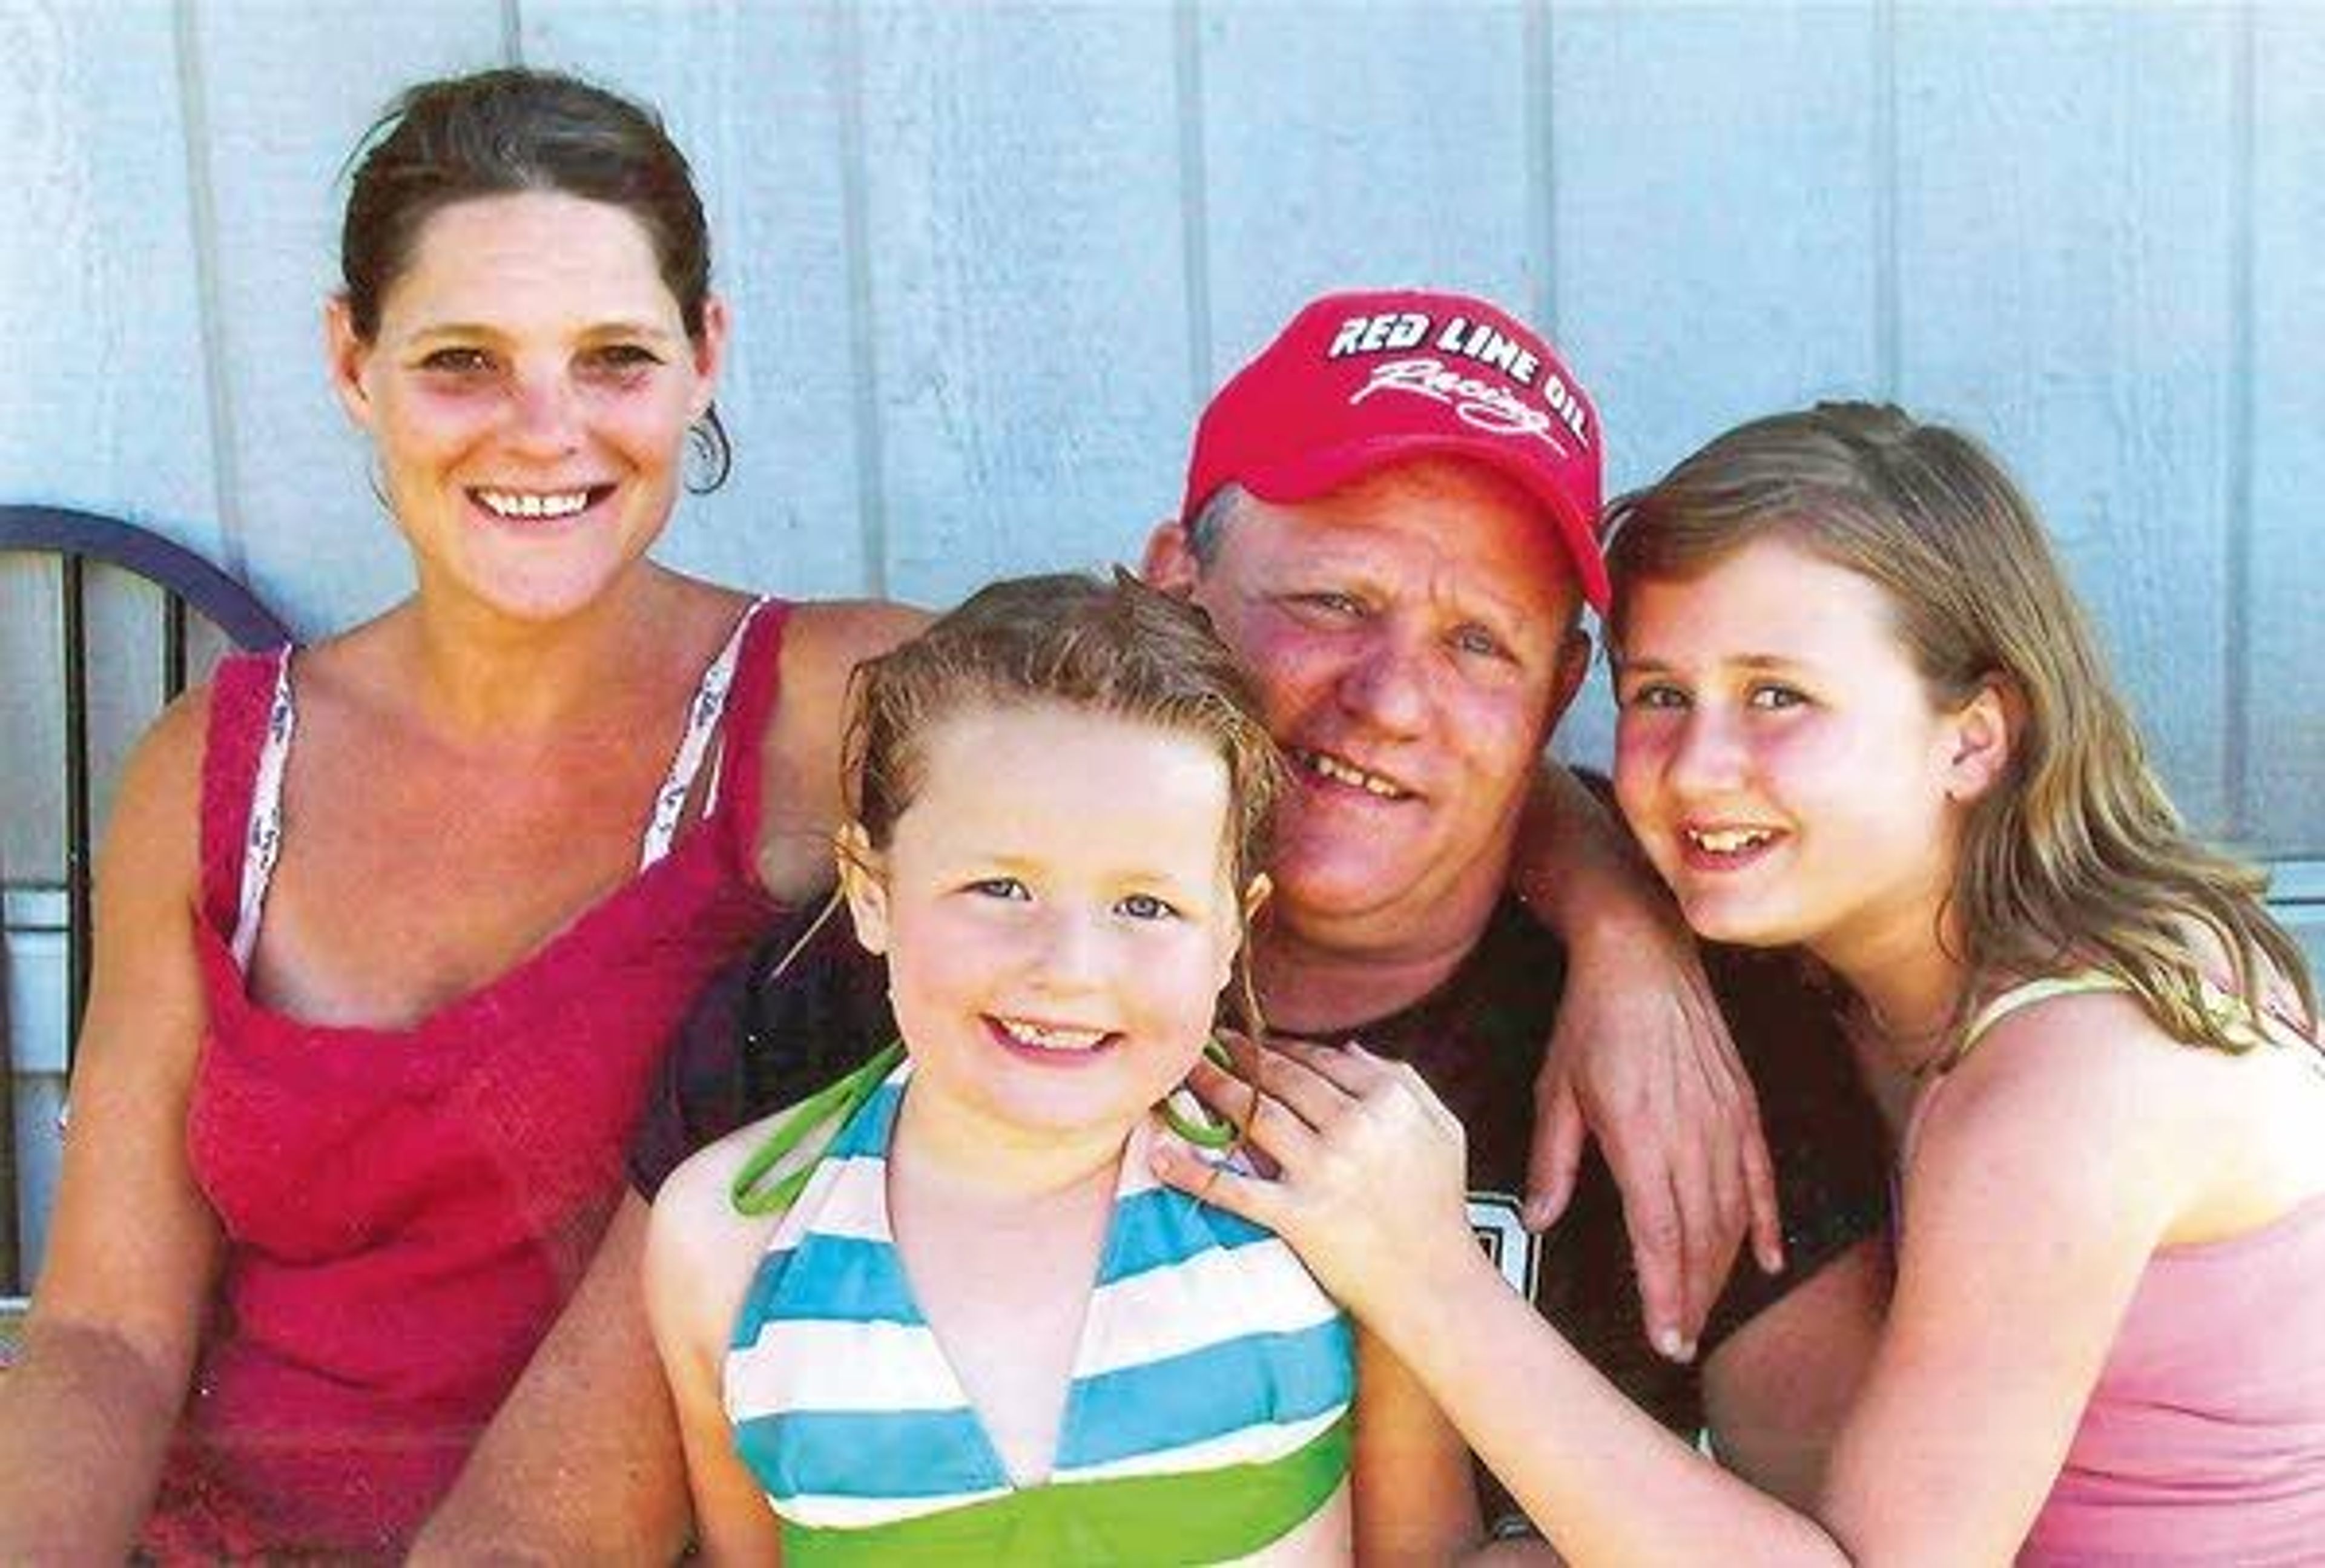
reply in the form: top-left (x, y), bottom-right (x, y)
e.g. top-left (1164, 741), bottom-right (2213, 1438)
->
top-left (1158, 403), bottom-right (2325, 1565)
top-left (0, 70), bottom-right (914, 1563)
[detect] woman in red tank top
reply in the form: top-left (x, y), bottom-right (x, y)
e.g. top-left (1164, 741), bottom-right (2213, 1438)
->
top-left (0, 70), bottom-right (916, 1561)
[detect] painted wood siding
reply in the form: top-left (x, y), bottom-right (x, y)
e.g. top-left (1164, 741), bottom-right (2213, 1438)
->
top-left (6, 0), bottom-right (2320, 875)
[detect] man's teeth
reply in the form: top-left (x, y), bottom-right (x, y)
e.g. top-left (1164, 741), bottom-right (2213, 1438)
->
top-left (1688, 826), bottom-right (1776, 854)
top-left (997, 1018), bottom-right (1108, 1053)
top-left (1297, 749), bottom-right (1405, 800)
top-left (477, 488), bottom-right (591, 519)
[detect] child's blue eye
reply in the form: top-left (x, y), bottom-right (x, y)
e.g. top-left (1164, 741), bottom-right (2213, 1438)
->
top-left (1748, 684), bottom-right (1807, 711)
top-left (968, 877), bottom-right (1029, 901)
top-left (1116, 892), bottom-right (1178, 921)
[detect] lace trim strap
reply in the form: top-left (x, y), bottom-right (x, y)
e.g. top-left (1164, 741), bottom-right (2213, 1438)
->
top-left (638, 596), bottom-right (773, 870)
top-left (227, 648), bottom-right (298, 970)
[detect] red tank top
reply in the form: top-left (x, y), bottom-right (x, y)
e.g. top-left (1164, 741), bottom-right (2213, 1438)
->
top-left (143, 602), bottom-right (793, 1560)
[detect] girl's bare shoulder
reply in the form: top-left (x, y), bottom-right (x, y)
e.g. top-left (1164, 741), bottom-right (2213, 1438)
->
top-left (1916, 978), bottom-right (2312, 1244)
top-left (653, 1098), bottom-right (838, 1263)
top-left (1911, 987), bottom-right (2180, 1217)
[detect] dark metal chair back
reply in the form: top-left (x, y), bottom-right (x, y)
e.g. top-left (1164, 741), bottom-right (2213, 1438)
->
top-left (1, 504), bottom-right (292, 1293)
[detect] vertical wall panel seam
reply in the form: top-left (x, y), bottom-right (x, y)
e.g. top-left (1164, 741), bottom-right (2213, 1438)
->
top-left (1873, 0), bottom-right (1899, 400)
top-left (171, 0), bottom-right (245, 582)
top-left (2223, 2), bottom-right (2254, 840)
top-left (1175, 0), bottom-right (1213, 420)
top-left (835, 4), bottom-right (888, 598)
top-left (1525, 0), bottom-right (1557, 342)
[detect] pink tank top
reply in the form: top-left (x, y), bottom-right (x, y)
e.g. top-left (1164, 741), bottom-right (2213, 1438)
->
top-left (1908, 975), bottom-right (2325, 1566)
top-left (144, 601), bottom-right (793, 1560)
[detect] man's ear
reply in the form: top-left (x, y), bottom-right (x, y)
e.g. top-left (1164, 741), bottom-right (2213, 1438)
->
top-left (1547, 626), bottom-right (1594, 731)
top-left (1140, 517), bottom-right (1201, 596)
top-left (834, 822), bottom-right (891, 955)
top-left (1944, 677), bottom-right (2018, 803)
top-left (324, 297), bottom-right (377, 431)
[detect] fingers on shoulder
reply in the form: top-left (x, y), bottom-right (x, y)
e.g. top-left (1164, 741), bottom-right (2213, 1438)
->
top-left (1368, 1053), bottom-right (1461, 1139)
top-left (1243, 1040), bottom-right (1441, 1145)
top-left (1332, 1053), bottom-right (1458, 1163)
top-left (1172, 1150), bottom-right (1281, 1233)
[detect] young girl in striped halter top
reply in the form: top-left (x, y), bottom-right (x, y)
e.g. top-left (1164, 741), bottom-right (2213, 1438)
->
top-left (645, 572), bottom-right (1428, 1564)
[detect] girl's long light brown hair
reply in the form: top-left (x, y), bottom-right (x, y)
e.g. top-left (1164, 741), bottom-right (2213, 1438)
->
top-left (1603, 401), bottom-right (2314, 1052)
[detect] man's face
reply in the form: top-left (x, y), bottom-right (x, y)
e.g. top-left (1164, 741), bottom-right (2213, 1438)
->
top-left (1145, 458), bottom-right (1588, 954)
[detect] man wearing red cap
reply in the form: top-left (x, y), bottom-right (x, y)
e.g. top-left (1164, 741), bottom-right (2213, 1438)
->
top-left (418, 289), bottom-right (1887, 1556)
top-left (1137, 290), bottom-right (1888, 1539)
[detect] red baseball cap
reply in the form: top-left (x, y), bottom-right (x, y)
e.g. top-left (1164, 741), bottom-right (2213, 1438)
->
top-left (1181, 288), bottom-right (1608, 609)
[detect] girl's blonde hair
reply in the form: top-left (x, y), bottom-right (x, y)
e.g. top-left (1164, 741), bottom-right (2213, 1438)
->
top-left (1603, 401), bottom-right (2314, 1051)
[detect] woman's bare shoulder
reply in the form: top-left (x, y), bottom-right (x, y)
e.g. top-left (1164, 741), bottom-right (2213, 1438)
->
top-left (778, 599), bottom-right (930, 687)
top-left (104, 680), bottom-right (219, 889)
top-left (749, 601), bottom-right (929, 899)
top-left (1934, 986), bottom-right (2174, 1136)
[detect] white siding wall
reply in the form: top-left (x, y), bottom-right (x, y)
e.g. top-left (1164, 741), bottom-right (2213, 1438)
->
top-left (5, 0), bottom-right (2322, 1274)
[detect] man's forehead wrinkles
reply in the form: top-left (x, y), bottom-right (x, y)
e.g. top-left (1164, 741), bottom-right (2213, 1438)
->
top-left (1377, 533), bottom-right (1565, 631)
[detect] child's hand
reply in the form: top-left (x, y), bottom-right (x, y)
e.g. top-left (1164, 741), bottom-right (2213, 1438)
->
top-left (1150, 1038), bottom-right (1477, 1328)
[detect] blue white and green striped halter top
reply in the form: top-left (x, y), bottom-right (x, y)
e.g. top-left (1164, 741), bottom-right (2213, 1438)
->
top-left (722, 1059), bottom-right (1354, 1564)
